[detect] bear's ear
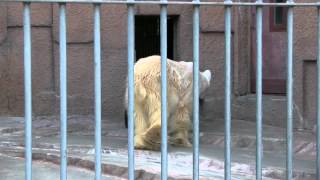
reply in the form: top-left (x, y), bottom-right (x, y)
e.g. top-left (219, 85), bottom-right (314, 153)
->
top-left (185, 62), bottom-right (193, 72)
top-left (202, 70), bottom-right (212, 84)
top-left (199, 69), bottom-right (212, 99)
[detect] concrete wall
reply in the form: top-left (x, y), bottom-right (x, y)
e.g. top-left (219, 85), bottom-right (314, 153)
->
top-left (292, 0), bottom-right (319, 130)
top-left (0, 2), bottom-right (246, 122)
top-left (0, 3), bottom-right (130, 119)
top-left (0, 3), bottom-right (55, 116)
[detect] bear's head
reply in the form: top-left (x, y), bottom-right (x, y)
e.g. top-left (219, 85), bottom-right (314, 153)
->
top-left (178, 61), bottom-right (212, 99)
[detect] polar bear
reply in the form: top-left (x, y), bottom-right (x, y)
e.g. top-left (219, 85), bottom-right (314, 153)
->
top-left (124, 55), bottom-right (212, 150)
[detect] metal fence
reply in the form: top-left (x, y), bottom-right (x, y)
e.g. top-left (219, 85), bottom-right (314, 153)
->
top-left (0, 0), bottom-right (319, 180)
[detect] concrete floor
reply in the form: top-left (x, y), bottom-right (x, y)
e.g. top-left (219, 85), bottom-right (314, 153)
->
top-left (0, 116), bottom-right (316, 179)
top-left (0, 155), bottom-right (124, 180)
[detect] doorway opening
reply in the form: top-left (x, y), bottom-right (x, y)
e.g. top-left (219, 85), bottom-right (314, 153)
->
top-left (135, 15), bottom-right (177, 61)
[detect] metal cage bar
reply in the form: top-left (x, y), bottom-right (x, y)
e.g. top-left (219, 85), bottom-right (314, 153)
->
top-left (192, 0), bottom-right (200, 179)
top-left (94, 4), bottom-right (102, 180)
top-left (255, 1), bottom-right (263, 179)
top-left (3, 0), bottom-right (319, 179)
top-left (0, 0), bottom-right (319, 6)
top-left (160, 2), bottom-right (168, 180)
top-left (23, 3), bottom-right (32, 180)
top-left (59, 3), bottom-right (68, 180)
top-left (224, 1), bottom-right (232, 180)
top-left (127, 0), bottom-right (135, 179)
top-left (318, 6), bottom-right (320, 180)
top-left (286, 0), bottom-right (294, 180)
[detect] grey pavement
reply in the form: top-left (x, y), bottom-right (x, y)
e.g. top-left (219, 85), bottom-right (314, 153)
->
top-left (0, 116), bottom-right (316, 179)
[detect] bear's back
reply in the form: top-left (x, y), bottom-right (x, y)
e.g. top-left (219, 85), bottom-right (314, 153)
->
top-left (134, 55), bottom-right (162, 77)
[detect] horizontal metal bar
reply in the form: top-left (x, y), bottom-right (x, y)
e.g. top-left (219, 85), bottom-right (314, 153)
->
top-left (23, 3), bottom-right (32, 180)
top-left (0, 0), bottom-right (317, 6)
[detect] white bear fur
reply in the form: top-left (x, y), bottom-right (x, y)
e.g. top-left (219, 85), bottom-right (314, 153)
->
top-left (124, 55), bottom-right (212, 150)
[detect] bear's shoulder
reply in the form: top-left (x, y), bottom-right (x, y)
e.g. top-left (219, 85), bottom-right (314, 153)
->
top-left (133, 56), bottom-right (191, 90)
top-left (135, 56), bottom-right (161, 75)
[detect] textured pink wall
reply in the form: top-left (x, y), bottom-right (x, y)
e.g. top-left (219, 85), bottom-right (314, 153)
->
top-left (0, 3), bottom-right (234, 121)
top-left (0, 1), bottom-right (317, 129)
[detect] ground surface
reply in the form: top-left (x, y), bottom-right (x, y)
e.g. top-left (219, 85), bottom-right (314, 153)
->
top-left (0, 116), bottom-right (316, 179)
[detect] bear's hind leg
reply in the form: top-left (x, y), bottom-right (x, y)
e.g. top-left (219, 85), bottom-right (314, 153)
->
top-left (134, 106), bottom-right (162, 150)
top-left (170, 106), bottom-right (192, 148)
top-left (134, 107), bottom-right (152, 150)
top-left (140, 110), bottom-right (162, 150)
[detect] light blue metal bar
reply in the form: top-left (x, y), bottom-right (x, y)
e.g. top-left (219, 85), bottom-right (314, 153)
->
top-left (59, 3), bottom-right (68, 180)
top-left (224, 1), bottom-right (232, 180)
top-left (286, 0), bottom-right (294, 180)
top-left (127, 1), bottom-right (135, 179)
top-left (94, 4), bottom-right (102, 180)
top-left (0, 0), bottom-right (318, 6)
top-left (255, 1), bottom-right (263, 179)
top-left (160, 3), bottom-right (168, 180)
top-left (23, 3), bottom-right (32, 180)
top-left (317, 6), bottom-right (320, 180)
top-left (192, 1), bottom-right (200, 179)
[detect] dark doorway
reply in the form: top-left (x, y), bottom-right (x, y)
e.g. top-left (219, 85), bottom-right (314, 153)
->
top-left (135, 16), bottom-right (176, 60)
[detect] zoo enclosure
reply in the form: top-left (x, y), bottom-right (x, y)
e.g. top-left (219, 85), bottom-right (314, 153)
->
top-left (0, 0), bottom-right (319, 180)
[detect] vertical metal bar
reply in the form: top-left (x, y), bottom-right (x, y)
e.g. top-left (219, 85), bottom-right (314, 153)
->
top-left (59, 3), bottom-right (67, 180)
top-left (255, 1), bottom-right (263, 180)
top-left (23, 3), bottom-right (32, 180)
top-left (224, 1), bottom-right (232, 180)
top-left (286, 1), bottom-right (294, 180)
top-left (127, 1), bottom-right (135, 179)
top-left (317, 6), bottom-right (320, 180)
top-left (94, 4), bottom-right (101, 180)
top-left (192, 1), bottom-right (200, 179)
top-left (160, 2), bottom-right (168, 180)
